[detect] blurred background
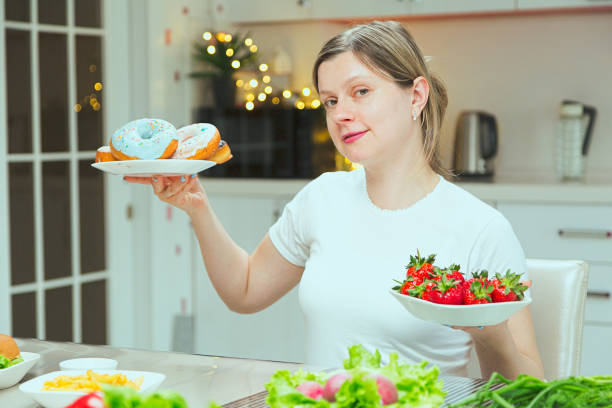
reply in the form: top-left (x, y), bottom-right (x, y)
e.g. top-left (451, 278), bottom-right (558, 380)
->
top-left (1, 0), bottom-right (611, 375)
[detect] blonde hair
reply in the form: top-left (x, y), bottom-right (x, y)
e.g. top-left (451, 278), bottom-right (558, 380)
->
top-left (313, 20), bottom-right (449, 176)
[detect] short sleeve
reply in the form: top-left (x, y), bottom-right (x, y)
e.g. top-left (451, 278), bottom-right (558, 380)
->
top-left (467, 214), bottom-right (530, 292)
top-left (268, 188), bottom-right (310, 267)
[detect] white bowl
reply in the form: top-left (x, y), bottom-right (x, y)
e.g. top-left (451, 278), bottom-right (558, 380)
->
top-left (19, 369), bottom-right (166, 408)
top-left (390, 289), bottom-right (532, 326)
top-left (0, 352), bottom-right (41, 389)
top-left (59, 358), bottom-right (118, 371)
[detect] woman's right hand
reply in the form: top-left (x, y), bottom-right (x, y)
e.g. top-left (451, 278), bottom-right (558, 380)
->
top-left (124, 174), bottom-right (207, 216)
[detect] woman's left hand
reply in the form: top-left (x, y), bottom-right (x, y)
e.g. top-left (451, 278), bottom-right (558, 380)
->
top-left (450, 320), bottom-right (512, 345)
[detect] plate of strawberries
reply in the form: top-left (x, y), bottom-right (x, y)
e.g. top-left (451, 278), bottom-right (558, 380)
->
top-left (390, 252), bottom-right (531, 327)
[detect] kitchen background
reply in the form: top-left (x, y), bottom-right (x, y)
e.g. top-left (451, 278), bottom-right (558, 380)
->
top-left (1, 0), bottom-right (611, 379)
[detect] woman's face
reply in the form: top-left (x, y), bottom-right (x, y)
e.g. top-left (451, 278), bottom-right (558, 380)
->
top-left (317, 51), bottom-right (417, 167)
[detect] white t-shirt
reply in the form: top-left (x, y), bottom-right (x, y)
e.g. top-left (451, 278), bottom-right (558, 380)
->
top-left (269, 168), bottom-right (528, 376)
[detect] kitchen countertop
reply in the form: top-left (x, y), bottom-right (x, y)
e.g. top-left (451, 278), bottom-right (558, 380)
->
top-left (199, 176), bottom-right (612, 204)
top-left (1, 339), bottom-right (302, 407)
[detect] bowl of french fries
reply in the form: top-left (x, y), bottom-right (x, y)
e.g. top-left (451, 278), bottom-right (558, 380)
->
top-left (18, 369), bottom-right (165, 408)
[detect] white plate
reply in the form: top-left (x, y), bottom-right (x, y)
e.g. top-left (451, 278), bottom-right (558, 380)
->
top-left (390, 289), bottom-right (532, 326)
top-left (59, 358), bottom-right (118, 371)
top-left (91, 159), bottom-right (216, 177)
top-left (0, 352), bottom-right (41, 389)
top-left (19, 369), bottom-right (166, 408)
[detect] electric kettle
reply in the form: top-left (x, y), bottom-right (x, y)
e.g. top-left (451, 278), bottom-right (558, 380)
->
top-left (453, 111), bottom-right (498, 178)
top-left (555, 100), bottom-right (597, 181)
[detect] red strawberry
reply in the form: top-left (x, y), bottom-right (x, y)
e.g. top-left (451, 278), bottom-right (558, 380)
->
top-left (405, 251), bottom-right (436, 281)
top-left (421, 281), bottom-right (443, 303)
top-left (491, 270), bottom-right (528, 302)
top-left (462, 270), bottom-right (490, 292)
top-left (399, 278), bottom-right (419, 295)
top-left (432, 275), bottom-right (464, 305)
top-left (464, 280), bottom-right (494, 305)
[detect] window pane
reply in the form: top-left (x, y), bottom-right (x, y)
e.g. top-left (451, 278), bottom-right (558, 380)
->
top-left (10, 163), bottom-right (35, 285)
top-left (5, 0), bottom-right (30, 22)
top-left (81, 280), bottom-right (107, 344)
top-left (45, 286), bottom-right (73, 341)
top-left (75, 0), bottom-right (101, 28)
top-left (38, 0), bottom-right (66, 25)
top-left (79, 160), bottom-right (105, 273)
top-left (76, 36), bottom-right (103, 150)
top-left (12, 292), bottom-right (37, 338)
top-left (6, 29), bottom-right (32, 154)
top-left (43, 162), bottom-right (71, 280)
top-left (39, 33), bottom-right (68, 152)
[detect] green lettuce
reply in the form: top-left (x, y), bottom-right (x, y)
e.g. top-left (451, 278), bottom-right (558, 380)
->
top-left (103, 385), bottom-right (189, 408)
top-left (265, 345), bottom-right (446, 408)
top-left (0, 354), bottom-right (23, 369)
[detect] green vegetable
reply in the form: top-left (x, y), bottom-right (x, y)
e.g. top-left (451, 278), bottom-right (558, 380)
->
top-left (265, 344), bottom-right (446, 408)
top-left (447, 372), bottom-right (612, 408)
top-left (0, 354), bottom-right (23, 369)
top-left (103, 385), bottom-right (189, 408)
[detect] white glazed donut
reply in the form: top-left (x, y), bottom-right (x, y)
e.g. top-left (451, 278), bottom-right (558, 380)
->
top-left (172, 123), bottom-right (221, 160)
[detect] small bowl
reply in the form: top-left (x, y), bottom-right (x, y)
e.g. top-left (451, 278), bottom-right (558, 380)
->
top-left (0, 352), bottom-right (41, 389)
top-left (59, 358), bottom-right (118, 371)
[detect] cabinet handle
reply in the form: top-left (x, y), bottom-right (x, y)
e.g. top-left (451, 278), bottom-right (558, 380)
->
top-left (587, 291), bottom-right (611, 299)
top-left (558, 229), bottom-right (612, 239)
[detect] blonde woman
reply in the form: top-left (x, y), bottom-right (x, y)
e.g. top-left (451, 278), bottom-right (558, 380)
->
top-left (127, 21), bottom-right (544, 380)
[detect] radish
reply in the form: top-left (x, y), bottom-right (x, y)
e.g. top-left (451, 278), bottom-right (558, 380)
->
top-left (296, 381), bottom-right (324, 400)
top-left (372, 374), bottom-right (398, 405)
top-left (322, 372), bottom-right (352, 402)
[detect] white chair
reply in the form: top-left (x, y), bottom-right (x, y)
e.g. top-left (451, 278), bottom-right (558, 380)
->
top-left (467, 259), bottom-right (588, 380)
top-left (527, 259), bottom-right (588, 380)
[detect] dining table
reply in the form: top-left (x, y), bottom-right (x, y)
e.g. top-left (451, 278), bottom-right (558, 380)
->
top-left (1, 338), bottom-right (493, 408)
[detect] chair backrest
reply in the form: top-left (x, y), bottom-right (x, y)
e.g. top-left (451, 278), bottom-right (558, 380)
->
top-left (527, 259), bottom-right (589, 380)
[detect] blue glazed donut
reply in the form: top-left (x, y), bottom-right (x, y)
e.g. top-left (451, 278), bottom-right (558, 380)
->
top-left (110, 118), bottom-right (179, 160)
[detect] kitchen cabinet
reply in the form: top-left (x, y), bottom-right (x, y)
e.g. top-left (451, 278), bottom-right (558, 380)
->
top-left (223, 0), bottom-right (312, 23)
top-left (495, 201), bottom-right (612, 376)
top-left (410, 0), bottom-right (515, 15)
top-left (310, 0), bottom-right (410, 19)
top-left (517, 0), bottom-right (612, 10)
top-left (192, 192), bottom-right (306, 363)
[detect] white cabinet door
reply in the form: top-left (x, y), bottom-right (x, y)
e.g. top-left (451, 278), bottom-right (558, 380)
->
top-left (311, 0), bottom-right (410, 19)
top-left (518, 0), bottom-right (612, 10)
top-left (193, 195), bottom-right (306, 363)
top-left (411, 0), bottom-right (515, 15)
top-left (224, 0), bottom-right (313, 23)
top-left (581, 324), bottom-right (612, 376)
top-left (496, 203), bottom-right (612, 263)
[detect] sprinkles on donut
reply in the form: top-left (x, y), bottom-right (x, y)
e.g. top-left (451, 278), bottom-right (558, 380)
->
top-left (110, 118), bottom-right (179, 160)
top-left (172, 123), bottom-right (221, 160)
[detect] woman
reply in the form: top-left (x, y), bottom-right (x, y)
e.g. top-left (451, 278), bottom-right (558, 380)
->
top-left (127, 21), bottom-right (544, 379)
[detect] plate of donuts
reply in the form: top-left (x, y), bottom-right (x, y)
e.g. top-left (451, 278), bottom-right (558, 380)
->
top-left (91, 159), bottom-right (216, 177)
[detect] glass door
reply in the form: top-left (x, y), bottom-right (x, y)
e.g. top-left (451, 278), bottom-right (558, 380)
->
top-left (0, 0), bottom-right (126, 345)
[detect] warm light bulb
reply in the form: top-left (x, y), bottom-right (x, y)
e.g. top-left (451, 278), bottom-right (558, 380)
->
top-left (249, 45), bottom-right (258, 53)
top-left (259, 63), bottom-right (268, 72)
top-left (202, 32), bottom-right (212, 40)
top-left (88, 64), bottom-right (96, 73)
top-left (264, 86), bottom-right (272, 94)
top-left (244, 38), bottom-right (253, 46)
top-left (249, 79), bottom-right (258, 88)
top-left (311, 99), bottom-right (321, 108)
top-left (246, 93), bottom-right (255, 102)
top-left (226, 48), bottom-right (234, 57)
top-left (231, 60), bottom-right (240, 69)
top-left (262, 75), bottom-right (271, 83)
top-left (296, 101), bottom-right (305, 110)
top-left (272, 97), bottom-right (280, 104)
top-left (246, 101), bottom-right (254, 110)
top-left (236, 79), bottom-right (244, 87)
top-left (93, 102), bottom-right (101, 111)
top-left (216, 32), bottom-right (226, 42)
top-left (207, 45), bottom-right (216, 54)
top-left (224, 33), bottom-right (232, 42)
top-left (282, 90), bottom-right (291, 99)
top-left (94, 82), bottom-right (103, 91)
top-left (258, 93), bottom-right (266, 101)
top-left (74, 104), bottom-right (82, 112)
top-left (302, 87), bottom-right (311, 96)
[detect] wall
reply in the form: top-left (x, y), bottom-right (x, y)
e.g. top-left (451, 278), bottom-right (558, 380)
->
top-left (231, 12), bottom-right (612, 182)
